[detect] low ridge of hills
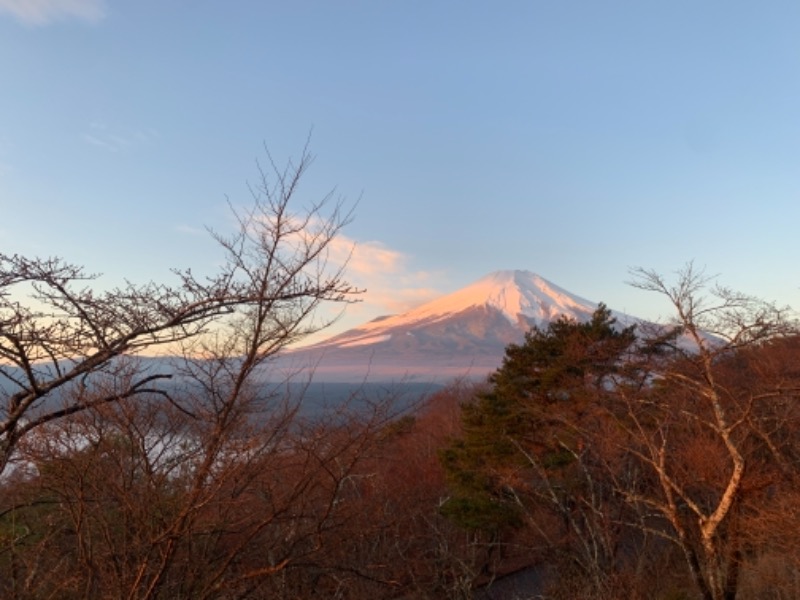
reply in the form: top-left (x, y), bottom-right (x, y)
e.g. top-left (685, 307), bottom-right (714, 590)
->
top-left (270, 270), bottom-right (638, 383)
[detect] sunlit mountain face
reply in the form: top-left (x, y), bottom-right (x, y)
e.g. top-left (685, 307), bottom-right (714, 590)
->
top-left (267, 270), bottom-right (637, 383)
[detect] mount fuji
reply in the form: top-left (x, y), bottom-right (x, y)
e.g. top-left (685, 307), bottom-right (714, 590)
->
top-left (270, 270), bottom-right (638, 383)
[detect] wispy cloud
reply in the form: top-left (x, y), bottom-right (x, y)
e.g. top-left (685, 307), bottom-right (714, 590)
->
top-left (0, 0), bottom-right (106, 25)
top-left (249, 211), bottom-right (445, 319)
top-left (208, 210), bottom-right (444, 343)
top-left (289, 232), bottom-right (442, 345)
top-left (83, 123), bottom-right (159, 153)
top-left (325, 234), bottom-right (443, 317)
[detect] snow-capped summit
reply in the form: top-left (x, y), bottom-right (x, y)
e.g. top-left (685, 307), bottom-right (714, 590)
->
top-left (271, 270), bottom-right (635, 382)
top-left (397, 269), bottom-right (597, 327)
top-left (309, 270), bottom-right (613, 350)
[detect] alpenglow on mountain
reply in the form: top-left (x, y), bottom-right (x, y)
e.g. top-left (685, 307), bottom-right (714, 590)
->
top-left (273, 270), bottom-right (637, 382)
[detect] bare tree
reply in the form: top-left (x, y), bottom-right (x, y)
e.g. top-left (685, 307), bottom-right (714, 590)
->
top-left (0, 142), bottom-right (359, 477)
top-left (0, 142), bottom-right (407, 599)
top-left (618, 263), bottom-right (800, 600)
top-left (1, 381), bottom-right (409, 599)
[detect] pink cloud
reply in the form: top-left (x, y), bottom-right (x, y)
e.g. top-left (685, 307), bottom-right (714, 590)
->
top-left (0, 0), bottom-right (106, 25)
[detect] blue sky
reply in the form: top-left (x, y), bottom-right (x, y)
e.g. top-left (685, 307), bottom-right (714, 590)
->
top-left (1, 1), bottom-right (798, 339)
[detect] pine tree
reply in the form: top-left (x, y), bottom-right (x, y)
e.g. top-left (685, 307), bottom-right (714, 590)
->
top-left (440, 304), bottom-right (637, 545)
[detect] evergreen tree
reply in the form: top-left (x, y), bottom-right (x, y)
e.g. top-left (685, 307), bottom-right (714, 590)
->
top-left (441, 304), bottom-right (637, 540)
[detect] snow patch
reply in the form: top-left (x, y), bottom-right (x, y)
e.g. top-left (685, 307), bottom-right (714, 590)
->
top-left (337, 334), bottom-right (392, 348)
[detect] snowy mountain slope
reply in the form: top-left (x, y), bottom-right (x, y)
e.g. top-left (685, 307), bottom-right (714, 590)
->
top-left (308, 270), bottom-right (631, 351)
top-left (270, 270), bottom-right (637, 382)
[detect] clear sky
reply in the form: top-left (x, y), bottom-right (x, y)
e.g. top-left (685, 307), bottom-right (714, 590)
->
top-left (1, 1), bottom-right (798, 340)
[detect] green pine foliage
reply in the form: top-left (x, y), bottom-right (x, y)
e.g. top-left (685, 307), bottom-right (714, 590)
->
top-left (440, 305), bottom-right (637, 533)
